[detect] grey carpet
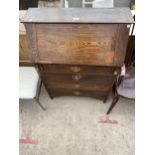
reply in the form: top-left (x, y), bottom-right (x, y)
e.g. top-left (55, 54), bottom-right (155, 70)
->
top-left (19, 86), bottom-right (134, 155)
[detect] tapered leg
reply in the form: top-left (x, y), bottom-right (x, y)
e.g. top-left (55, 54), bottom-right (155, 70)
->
top-left (106, 95), bottom-right (119, 114)
top-left (103, 96), bottom-right (108, 103)
top-left (106, 80), bottom-right (120, 114)
top-left (49, 92), bottom-right (54, 99)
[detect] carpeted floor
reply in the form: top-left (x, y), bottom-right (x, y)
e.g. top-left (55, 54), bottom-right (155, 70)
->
top-left (19, 86), bottom-right (135, 155)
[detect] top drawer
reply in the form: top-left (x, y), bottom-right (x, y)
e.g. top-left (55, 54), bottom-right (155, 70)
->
top-left (25, 23), bottom-right (129, 66)
top-left (38, 64), bottom-right (121, 76)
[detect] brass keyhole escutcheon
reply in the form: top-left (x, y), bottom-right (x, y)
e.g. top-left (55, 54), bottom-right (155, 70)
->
top-left (70, 66), bottom-right (81, 73)
top-left (72, 74), bottom-right (82, 81)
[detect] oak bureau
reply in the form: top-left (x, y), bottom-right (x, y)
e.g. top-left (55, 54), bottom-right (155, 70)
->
top-left (22, 8), bottom-right (134, 102)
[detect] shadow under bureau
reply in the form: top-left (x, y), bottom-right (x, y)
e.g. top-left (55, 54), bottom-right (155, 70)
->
top-left (22, 8), bottom-right (134, 102)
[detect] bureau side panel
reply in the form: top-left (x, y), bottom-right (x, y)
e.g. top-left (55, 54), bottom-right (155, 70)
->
top-left (36, 24), bottom-right (118, 66)
top-left (114, 24), bottom-right (129, 66)
top-left (24, 23), bottom-right (39, 62)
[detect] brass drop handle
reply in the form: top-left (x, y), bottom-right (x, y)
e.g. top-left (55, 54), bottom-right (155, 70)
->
top-left (73, 91), bottom-right (80, 96)
top-left (70, 66), bottom-right (81, 73)
top-left (72, 74), bottom-right (82, 81)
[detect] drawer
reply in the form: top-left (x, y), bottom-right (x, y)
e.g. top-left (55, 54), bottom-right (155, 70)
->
top-left (44, 81), bottom-right (112, 91)
top-left (38, 64), bottom-right (120, 76)
top-left (49, 88), bottom-right (108, 99)
top-left (41, 74), bottom-right (115, 85)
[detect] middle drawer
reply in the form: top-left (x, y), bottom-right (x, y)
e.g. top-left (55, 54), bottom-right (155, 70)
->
top-left (42, 73), bottom-right (114, 84)
top-left (41, 73), bottom-right (115, 91)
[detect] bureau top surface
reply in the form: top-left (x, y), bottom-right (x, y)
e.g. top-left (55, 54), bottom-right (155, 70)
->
top-left (21, 8), bottom-right (134, 24)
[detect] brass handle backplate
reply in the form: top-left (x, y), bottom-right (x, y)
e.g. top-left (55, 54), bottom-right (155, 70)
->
top-left (70, 66), bottom-right (81, 73)
top-left (73, 91), bottom-right (80, 96)
top-left (74, 84), bottom-right (80, 89)
top-left (72, 74), bottom-right (82, 81)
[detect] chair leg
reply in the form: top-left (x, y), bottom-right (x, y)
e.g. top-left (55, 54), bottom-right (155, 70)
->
top-left (35, 98), bottom-right (46, 111)
top-left (35, 79), bottom-right (46, 110)
top-left (106, 95), bottom-right (119, 114)
top-left (19, 102), bottom-right (24, 113)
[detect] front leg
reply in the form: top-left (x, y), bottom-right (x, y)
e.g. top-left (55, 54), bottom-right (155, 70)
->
top-left (103, 95), bottom-right (108, 103)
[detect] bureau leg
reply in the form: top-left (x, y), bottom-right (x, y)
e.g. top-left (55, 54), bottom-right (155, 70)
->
top-left (103, 96), bottom-right (107, 103)
top-left (106, 81), bottom-right (120, 114)
top-left (50, 96), bottom-right (54, 99)
top-left (106, 95), bottom-right (119, 114)
top-left (49, 91), bottom-right (54, 99)
top-left (45, 87), bottom-right (54, 99)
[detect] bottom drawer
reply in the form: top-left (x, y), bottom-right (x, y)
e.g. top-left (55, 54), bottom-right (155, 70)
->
top-left (48, 88), bottom-right (108, 100)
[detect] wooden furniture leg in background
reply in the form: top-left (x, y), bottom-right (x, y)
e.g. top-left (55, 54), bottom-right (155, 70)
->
top-left (35, 79), bottom-right (46, 111)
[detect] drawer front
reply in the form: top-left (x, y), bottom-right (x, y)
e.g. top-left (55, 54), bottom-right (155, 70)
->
top-left (49, 88), bottom-right (108, 99)
top-left (36, 24), bottom-right (117, 66)
top-left (44, 81), bottom-right (112, 92)
top-left (25, 23), bottom-right (129, 66)
top-left (38, 64), bottom-right (120, 76)
top-left (41, 74), bottom-right (115, 85)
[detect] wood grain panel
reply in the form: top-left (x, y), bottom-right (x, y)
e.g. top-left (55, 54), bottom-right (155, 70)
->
top-left (36, 24), bottom-right (117, 66)
top-left (19, 34), bottom-right (34, 66)
top-left (24, 23), bottom-right (39, 62)
top-left (114, 24), bottom-right (129, 66)
top-left (19, 34), bottom-right (29, 61)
